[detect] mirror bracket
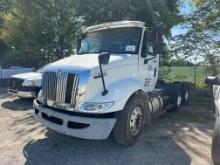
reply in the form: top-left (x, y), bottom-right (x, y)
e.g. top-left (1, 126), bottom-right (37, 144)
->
top-left (144, 56), bottom-right (157, 64)
top-left (98, 52), bottom-right (110, 96)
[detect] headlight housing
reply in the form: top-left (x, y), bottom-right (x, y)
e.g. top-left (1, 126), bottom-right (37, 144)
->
top-left (22, 79), bottom-right (37, 86)
top-left (79, 102), bottom-right (114, 112)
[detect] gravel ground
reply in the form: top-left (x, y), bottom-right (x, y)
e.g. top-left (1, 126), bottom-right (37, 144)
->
top-left (0, 86), bottom-right (215, 165)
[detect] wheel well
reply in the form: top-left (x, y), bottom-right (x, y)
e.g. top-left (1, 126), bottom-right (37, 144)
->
top-left (123, 89), bottom-right (150, 114)
top-left (126, 89), bottom-right (147, 102)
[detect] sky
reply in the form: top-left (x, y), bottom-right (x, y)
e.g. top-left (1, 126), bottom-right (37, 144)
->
top-left (170, 0), bottom-right (208, 64)
top-left (170, 0), bottom-right (220, 64)
top-left (171, 0), bottom-right (192, 36)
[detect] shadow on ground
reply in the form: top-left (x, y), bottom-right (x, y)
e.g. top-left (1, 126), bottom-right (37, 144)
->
top-left (23, 129), bottom-right (191, 165)
top-left (22, 93), bottom-right (215, 165)
top-left (0, 90), bottom-right (208, 165)
top-left (1, 98), bottom-right (33, 111)
top-left (0, 86), bottom-right (10, 99)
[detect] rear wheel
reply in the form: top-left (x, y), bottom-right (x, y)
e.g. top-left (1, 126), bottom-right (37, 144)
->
top-left (113, 93), bottom-right (147, 146)
top-left (169, 91), bottom-right (182, 111)
top-left (182, 88), bottom-right (190, 105)
top-left (212, 117), bottom-right (220, 165)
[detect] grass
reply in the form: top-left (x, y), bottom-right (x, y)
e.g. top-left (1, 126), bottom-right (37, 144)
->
top-left (159, 66), bottom-right (215, 122)
top-left (159, 66), bottom-right (214, 88)
top-left (160, 66), bottom-right (208, 83)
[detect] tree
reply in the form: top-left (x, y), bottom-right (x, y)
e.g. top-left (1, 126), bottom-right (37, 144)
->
top-left (1, 0), bottom-right (81, 67)
top-left (170, 0), bottom-right (220, 76)
top-left (75, 0), bottom-right (183, 35)
top-left (0, 0), bottom-right (11, 28)
top-left (192, 0), bottom-right (220, 32)
top-left (1, 0), bottom-right (184, 67)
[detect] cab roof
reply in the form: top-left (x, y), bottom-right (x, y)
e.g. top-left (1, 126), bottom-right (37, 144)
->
top-left (83, 21), bottom-right (145, 33)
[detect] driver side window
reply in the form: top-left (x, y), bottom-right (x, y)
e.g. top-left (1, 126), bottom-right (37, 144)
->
top-left (141, 31), bottom-right (153, 57)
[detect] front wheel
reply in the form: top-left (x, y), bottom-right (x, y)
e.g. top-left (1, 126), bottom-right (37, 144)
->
top-left (113, 94), bottom-right (147, 146)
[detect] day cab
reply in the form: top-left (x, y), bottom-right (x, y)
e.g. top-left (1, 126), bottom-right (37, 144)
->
top-left (34, 21), bottom-right (189, 145)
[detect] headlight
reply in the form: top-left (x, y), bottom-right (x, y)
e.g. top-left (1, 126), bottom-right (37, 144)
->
top-left (80, 102), bottom-right (114, 112)
top-left (22, 79), bottom-right (37, 86)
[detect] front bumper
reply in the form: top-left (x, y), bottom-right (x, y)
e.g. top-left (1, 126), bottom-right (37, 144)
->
top-left (8, 89), bottom-right (36, 98)
top-left (33, 100), bottom-right (117, 140)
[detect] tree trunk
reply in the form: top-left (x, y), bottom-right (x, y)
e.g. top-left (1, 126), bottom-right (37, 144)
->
top-left (194, 65), bottom-right (197, 87)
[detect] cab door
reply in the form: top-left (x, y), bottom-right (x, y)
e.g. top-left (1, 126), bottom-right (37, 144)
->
top-left (139, 29), bottom-right (159, 92)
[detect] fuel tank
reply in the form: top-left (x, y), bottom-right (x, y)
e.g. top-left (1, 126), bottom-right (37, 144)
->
top-left (148, 95), bottom-right (163, 113)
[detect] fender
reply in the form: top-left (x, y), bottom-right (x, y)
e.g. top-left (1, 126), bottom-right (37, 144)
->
top-left (86, 78), bottom-right (145, 113)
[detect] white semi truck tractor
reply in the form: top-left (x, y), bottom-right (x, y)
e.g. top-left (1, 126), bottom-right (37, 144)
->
top-left (33, 21), bottom-right (190, 146)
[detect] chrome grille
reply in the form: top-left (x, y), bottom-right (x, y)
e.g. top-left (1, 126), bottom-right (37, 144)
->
top-left (71, 75), bottom-right (80, 104)
top-left (56, 72), bottom-right (68, 103)
top-left (42, 72), bottom-right (57, 101)
top-left (42, 72), bottom-right (80, 106)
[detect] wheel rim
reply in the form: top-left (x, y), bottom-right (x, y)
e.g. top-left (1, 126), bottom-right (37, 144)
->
top-left (129, 106), bottom-right (143, 137)
top-left (185, 92), bottom-right (189, 101)
top-left (177, 95), bottom-right (182, 107)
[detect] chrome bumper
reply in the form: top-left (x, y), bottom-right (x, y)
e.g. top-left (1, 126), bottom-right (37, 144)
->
top-left (9, 89), bottom-right (36, 98)
top-left (33, 100), bottom-right (116, 140)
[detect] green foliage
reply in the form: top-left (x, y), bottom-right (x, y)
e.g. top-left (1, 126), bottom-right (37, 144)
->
top-left (192, 0), bottom-right (220, 31)
top-left (1, 0), bottom-right (82, 67)
top-left (169, 59), bottom-right (194, 66)
top-left (161, 66), bottom-right (208, 83)
top-left (0, 0), bottom-right (12, 28)
top-left (75, 0), bottom-right (183, 35)
top-left (160, 66), bottom-right (219, 88)
top-left (170, 0), bottom-right (220, 75)
top-left (0, 0), bottom-right (184, 67)
top-left (159, 67), bottom-right (172, 81)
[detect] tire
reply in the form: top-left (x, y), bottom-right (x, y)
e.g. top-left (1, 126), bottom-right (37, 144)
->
top-left (212, 117), bottom-right (220, 165)
top-left (169, 91), bottom-right (182, 111)
top-left (113, 93), bottom-right (148, 146)
top-left (182, 88), bottom-right (190, 105)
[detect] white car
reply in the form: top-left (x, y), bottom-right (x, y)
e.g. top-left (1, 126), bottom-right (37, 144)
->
top-left (8, 65), bottom-right (48, 98)
top-left (205, 76), bottom-right (220, 165)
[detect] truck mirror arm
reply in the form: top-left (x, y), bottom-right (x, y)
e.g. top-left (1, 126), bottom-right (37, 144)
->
top-left (99, 63), bottom-right (108, 96)
top-left (98, 52), bottom-right (110, 96)
top-left (144, 56), bottom-right (157, 64)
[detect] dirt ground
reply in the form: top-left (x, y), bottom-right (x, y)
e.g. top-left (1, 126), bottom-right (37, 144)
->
top-left (0, 86), bottom-right (215, 165)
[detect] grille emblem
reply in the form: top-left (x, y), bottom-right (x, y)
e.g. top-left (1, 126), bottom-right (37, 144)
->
top-left (56, 69), bottom-right (62, 77)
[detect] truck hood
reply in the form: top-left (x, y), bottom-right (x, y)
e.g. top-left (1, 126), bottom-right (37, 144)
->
top-left (49, 54), bottom-right (135, 71)
top-left (45, 54), bottom-right (137, 90)
top-left (11, 72), bottom-right (42, 80)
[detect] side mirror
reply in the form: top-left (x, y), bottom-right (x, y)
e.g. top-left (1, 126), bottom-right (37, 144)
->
top-left (152, 26), bottom-right (163, 55)
top-left (98, 52), bottom-right (110, 65)
top-left (205, 76), bottom-right (220, 85)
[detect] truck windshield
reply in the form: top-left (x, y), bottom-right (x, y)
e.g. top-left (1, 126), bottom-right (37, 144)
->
top-left (78, 27), bottom-right (142, 55)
